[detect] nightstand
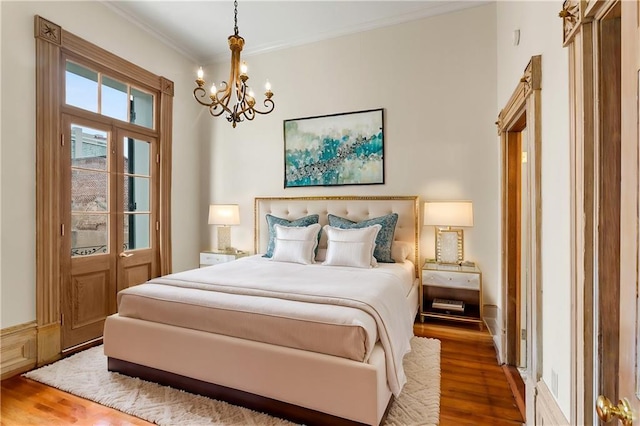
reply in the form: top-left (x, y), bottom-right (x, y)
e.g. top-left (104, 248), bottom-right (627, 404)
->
top-left (419, 261), bottom-right (484, 329)
top-left (199, 250), bottom-right (249, 267)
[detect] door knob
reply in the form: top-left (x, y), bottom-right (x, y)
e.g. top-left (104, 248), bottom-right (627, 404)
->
top-left (596, 395), bottom-right (633, 426)
top-left (119, 252), bottom-right (133, 258)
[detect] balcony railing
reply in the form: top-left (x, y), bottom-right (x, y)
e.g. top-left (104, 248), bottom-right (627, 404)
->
top-left (71, 243), bottom-right (129, 257)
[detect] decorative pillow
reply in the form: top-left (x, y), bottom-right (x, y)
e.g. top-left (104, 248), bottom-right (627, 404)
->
top-left (263, 214), bottom-right (320, 258)
top-left (322, 224), bottom-right (382, 268)
top-left (327, 213), bottom-right (398, 263)
top-left (271, 223), bottom-right (322, 265)
top-left (391, 241), bottom-right (413, 263)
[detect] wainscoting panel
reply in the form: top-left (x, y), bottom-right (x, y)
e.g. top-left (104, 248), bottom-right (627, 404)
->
top-left (1, 322), bottom-right (37, 379)
top-left (536, 379), bottom-right (569, 425)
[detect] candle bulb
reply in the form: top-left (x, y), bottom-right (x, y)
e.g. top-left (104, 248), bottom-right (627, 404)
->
top-left (240, 62), bottom-right (248, 75)
top-left (210, 84), bottom-right (217, 95)
top-left (197, 67), bottom-right (204, 80)
top-left (265, 80), bottom-right (271, 91)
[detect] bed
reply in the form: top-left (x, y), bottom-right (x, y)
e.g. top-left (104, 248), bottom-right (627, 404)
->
top-left (103, 196), bottom-right (421, 426)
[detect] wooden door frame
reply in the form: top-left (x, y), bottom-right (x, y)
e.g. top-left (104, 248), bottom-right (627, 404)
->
top-left (34, 16), bottom-right (173, 365)
top-left (618, 0), bottom-right (639, 417)
top-left (561, 1), bottom-right (622, 424)
top-left (504, 120), bottom-right (524, 368)
top-left (497, 55), bottom-right (543, 423)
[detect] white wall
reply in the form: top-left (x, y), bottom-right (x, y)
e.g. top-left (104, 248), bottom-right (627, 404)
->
top-left (497, 0), bottom-right (571, 418)
top-left (201, 3), bottom-right (501, 306)
top-left (0, 1), bottom-right (202, 329)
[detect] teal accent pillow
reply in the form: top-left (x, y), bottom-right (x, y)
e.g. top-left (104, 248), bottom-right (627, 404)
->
top-left (328, 213), bottom-right (398, 263)
top-left (263, 214), bottom-right (320, 258)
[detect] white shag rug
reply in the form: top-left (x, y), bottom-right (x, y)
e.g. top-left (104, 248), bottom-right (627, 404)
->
top-left (24, 337), bottom-right (440, 426)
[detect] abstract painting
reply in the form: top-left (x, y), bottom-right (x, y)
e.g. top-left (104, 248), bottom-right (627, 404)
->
top-left (284, 108), bottom-right (384, 187)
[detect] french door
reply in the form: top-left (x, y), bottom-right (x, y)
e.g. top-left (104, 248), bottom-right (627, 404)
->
top-left (60, 114), bottom-right (159, 350)
top-left (596, 0), bottom-right (640, 422)
top-left (611, 0), bottom-right (640, 422)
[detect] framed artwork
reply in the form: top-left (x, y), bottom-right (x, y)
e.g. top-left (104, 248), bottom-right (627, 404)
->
top-left (435, 229), bottom-right (464, 264)
top-left (283, 108), bottom-right (384, 188)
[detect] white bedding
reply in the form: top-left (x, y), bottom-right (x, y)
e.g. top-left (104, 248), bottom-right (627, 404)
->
top-left (121, 255), bottom-right (415, 396)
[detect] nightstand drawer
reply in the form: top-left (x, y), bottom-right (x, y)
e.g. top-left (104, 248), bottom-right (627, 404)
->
top-left (422, 271), bottom-right (480, 291)
top-left (200, 252), bottom-right (236, 266)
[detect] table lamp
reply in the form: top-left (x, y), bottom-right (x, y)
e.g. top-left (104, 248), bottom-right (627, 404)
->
top-left (424, 201), bottom-right (474, 264)
top-left (208, 204), bottom-right (240, 252)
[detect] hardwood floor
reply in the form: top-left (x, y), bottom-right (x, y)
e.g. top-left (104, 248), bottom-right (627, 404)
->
top-left (414, 321), bottom-right (524, 426)
top-left (1, 322), bottom-right (524, 425)
top-left (0, 373), bottom-right (148, 425)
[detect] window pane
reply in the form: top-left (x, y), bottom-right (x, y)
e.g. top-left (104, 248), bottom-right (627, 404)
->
top-left (71, 214), bottom-right (108, 256)
top-left (65, 62), bottom-right (156, 129)
top-left (130, 88), bottom-right (154, 129)
top-left (66, 62), bottom-right (98, 112)
top-left (124, 176), bottom-right (150, 212)
top-left (101, 76), bottom-right (128, 121)
top-left (71, 126), bottom-right (108, 171)
top-left (124, 214), bottom-right (150, 250)
top-left (72, 170), bottom-right (108, 212)
top-left (124, 138), bottom-right (150, 176)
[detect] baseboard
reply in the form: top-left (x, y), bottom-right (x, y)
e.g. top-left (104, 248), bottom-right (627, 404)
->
top-left (536, 379), bottom-right (569, 426)
top-left (483, 304), bottom-right (504, 363)
top-left (1, 321), bottom-right (37, 379)
top-left (37, 322), bottom-right (61, 366)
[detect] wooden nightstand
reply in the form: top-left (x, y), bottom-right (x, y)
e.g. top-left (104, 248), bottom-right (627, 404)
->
top-left (419, 261), bottom-right (484, 329)
top-left (199, 250), bottom-right (249, 267)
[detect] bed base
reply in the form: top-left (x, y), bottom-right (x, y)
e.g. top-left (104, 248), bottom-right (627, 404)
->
top-left (108, 357), bottom-right (392, 426)
top-left (104, 314), bottom-right (393, 426)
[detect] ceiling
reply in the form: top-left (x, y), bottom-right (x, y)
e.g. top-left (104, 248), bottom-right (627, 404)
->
top-left (103, 1), bottom-right (491, 65)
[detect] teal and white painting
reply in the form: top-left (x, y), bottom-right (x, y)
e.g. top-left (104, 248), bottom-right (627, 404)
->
top-left (284, 109), bottom-right (384, 188)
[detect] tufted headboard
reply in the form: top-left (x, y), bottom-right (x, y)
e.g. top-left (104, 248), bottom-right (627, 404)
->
top-left (254, 196), bottom-right (420, 274)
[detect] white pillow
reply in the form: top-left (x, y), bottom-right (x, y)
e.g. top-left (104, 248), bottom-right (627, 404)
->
top-left (322, 224), bottom-right (382, 268)
top-left (271, 223), bottom-right (322, 265)
top-left (391, 241), bottom-right (413, 263)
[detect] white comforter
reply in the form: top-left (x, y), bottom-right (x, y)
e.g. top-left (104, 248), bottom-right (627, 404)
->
top-left (143, 255), bottom-right (415, 396)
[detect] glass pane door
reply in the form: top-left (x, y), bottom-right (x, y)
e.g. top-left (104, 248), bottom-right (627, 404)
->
top-left (70, 125), bottom-right (110, 257)
top-left (63, 116), bottom-right (117, 350)
top-left (116, 129), bottom-right (157, 291)
top-left (123, 137), bottom-right (151, 251)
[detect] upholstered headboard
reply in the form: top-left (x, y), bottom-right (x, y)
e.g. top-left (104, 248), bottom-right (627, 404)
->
top-left (254, 196), bottom-right (420, 274)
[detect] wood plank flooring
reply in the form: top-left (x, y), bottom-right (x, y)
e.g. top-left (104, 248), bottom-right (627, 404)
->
top-left (1, 322), bottom-right (524, 425)
top-left (414, 321), bottom-right (524, 426)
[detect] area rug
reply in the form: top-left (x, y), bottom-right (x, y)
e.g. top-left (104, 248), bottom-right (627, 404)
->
top-left (24, 336), bottom-right (440, 426)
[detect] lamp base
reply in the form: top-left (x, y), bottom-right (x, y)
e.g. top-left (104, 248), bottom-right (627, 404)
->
top-left (217, 226), bottom-right (233, 252)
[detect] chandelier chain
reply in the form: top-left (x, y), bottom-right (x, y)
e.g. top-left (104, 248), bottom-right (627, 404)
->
top-left (233, 0), bottom-right (238, 36)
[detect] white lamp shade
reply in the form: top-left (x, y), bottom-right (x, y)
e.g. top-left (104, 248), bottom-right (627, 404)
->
top-left (208, 204), bottom-right (240, 225)
top-left (424, 201), bottom-right (473, 227)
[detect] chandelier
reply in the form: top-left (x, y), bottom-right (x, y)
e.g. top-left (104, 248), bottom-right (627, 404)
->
top-left (193, 0), bottom-right (274, 128)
